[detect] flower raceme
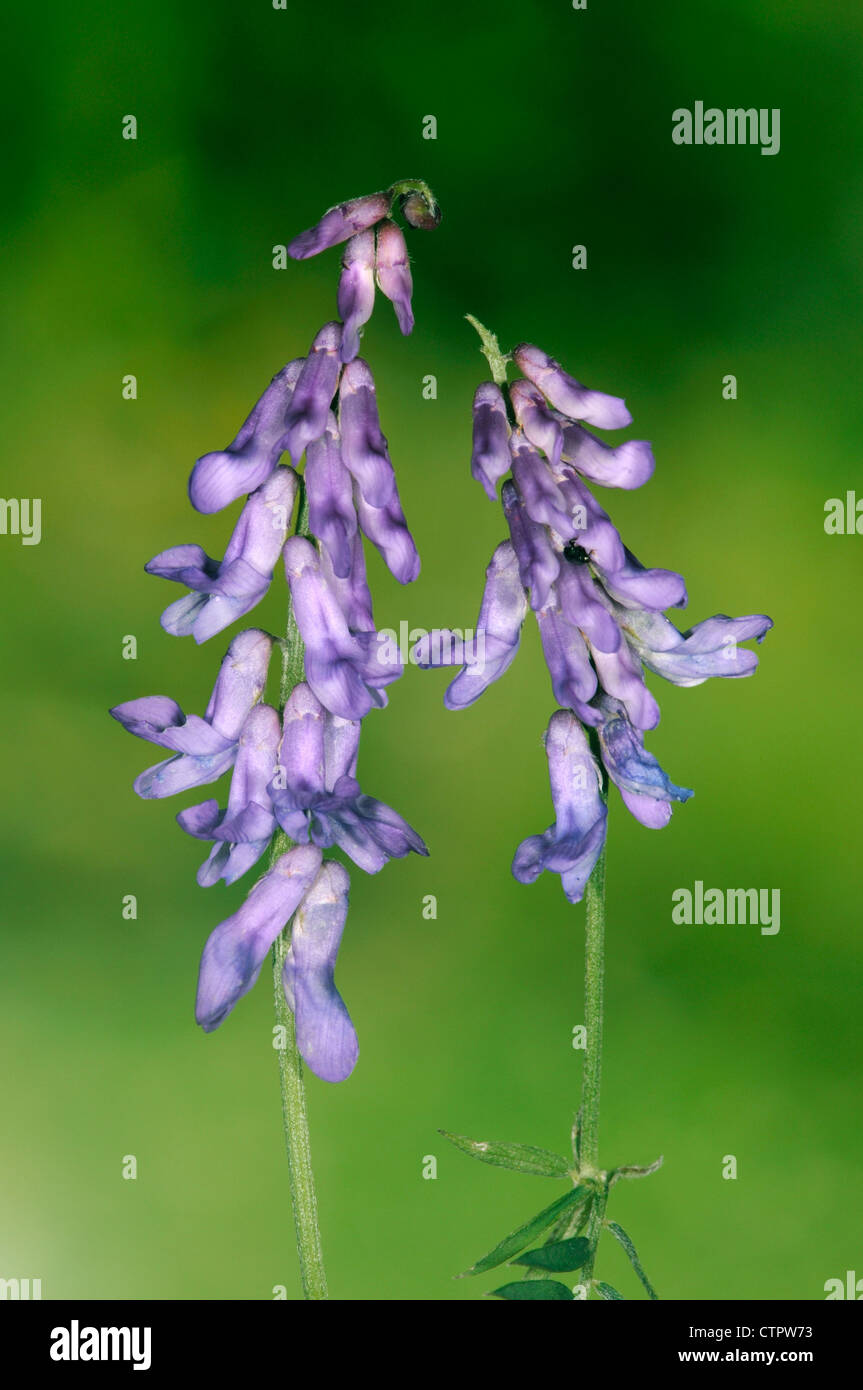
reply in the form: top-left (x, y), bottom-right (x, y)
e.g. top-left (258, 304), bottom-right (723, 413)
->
top-left (417, 326), bottom-right (772, 903)
top-left (111, 184), bottom-right (439, 1080)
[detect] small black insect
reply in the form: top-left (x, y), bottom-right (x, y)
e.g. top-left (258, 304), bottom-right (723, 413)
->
top-left (563, 541), bottom-right (591, 565)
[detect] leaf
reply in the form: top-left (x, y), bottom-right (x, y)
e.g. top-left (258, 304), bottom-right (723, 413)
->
top-left (595, 1281), bottom-right (625, 1300)
top-left (511, 1236), bottom-right (591, 1273)
top-left (488, 1280), bottom-right (574, 1301)
top-left (440, 1130), bottom-right (571, 1178)
top-left (608, 1155), bottom-right (663, 1186)
top-left (459, 1184), bottom-right (593, 1277)
top-left (606, 1221), bottom-right (659, 1300)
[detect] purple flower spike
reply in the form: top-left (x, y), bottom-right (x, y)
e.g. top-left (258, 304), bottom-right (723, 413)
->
top-left (558, 419), bottom-right (655, 490)
top-left (269, 682), bottom-right (427, 874)
top-left (288, 190), bottom-right (393, 261)
top-left (305, 415), bottom-right (358, 579)
top-left (280, 323), bottom-right (343, 465)
top-left (598, 697), bottom-right (692, 827)
top-left (510, 431), bottom-right (573, 535)
top-left (509, 380), bottom-right (564, 470)
top-left (151, 467), bottom-right (298, 643)
top-left (512, 710), bottom-right (608, 904)
top-left (282, 861), bottom-right (359, 1083)
top-left (283, 537), bottom-right (400, 719)
top-left (338, 358), bottom-right (397, 508)
top-left (337, 230), bottom-right (376, 362)
top-left (513, 343), bottom-right (632, 431)
top-left (502, 480), bottom-right (559, 610)
top-left (177, 703), bottom-right (281, 887)
top-left (189, 361), bottom-right (303, 514)
top-left (354, 482), bottom-right (421, 584)
top-left (412, 541), bottom-right (527, 709)
top-left (195, 843), bottom-right (323, 1033)
top-left (110, 629), bottom-right (273, 798)
top-left (471, 382), bottom-right (511, 501)
top-left (375, 219), bottom-right (414, 336)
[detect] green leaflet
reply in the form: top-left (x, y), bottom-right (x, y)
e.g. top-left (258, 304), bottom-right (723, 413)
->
top-left (489, 1280), bottom-right (574, 1301)
top-left (606, 1221), bottom-right (659, 1300)
top-left (511, 1236), bottom-right (591, 1273)
top-left (459, 1184), bottom-right (593, 1277)
top-left (595, 1281), bottom-right (625, 1300)
top-left (440, 1130), bottom-right (571, 1178)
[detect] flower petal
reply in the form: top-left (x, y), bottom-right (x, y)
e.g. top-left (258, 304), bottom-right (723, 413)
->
top-left (195, 844), bottom-right (323, 1032)
top-left (282, 861), bottom-right (358, 1082)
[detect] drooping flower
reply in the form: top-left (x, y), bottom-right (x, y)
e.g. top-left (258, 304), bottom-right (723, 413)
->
top-left (110, 629), bottom-right (273, 798)
top-left (268, 683), bottom-right (427, 873)
top-left (337, 229), bottom-right (377, 363)
top-left (147, 467), bottom-right (298, 643)
top-left (195, 843), bottom-right (323, 1032)
top-left (189, 361), bottom-right (303, 514)
top-left (470, 382), bottom-right (511, 501)
top-left (512, 710), bottom-right (608, 904)
top-left (177, 702), bottom-right (281, 886)
top-left (283, 536), bottom-right (401, 720)
top-left (288, 190), bottom-right (393, 260)
top-left (375, 219), bottom-right (414, 336)
top-left (282, 861), bottom-right (358, 1083)
top-left (280, 323), bottom-right (344, 466)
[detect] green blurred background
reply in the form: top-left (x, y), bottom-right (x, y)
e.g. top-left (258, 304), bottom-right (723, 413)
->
top-left (2, 0), bottom-right (862, 1301)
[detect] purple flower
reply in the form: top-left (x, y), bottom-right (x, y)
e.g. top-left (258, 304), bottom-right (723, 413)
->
top-left (375, 219), bottom-right (414, 336)
top-left (338, 358), bottom-right (397, 508)
top-left (148, 467), bottom-right (298, 643)
top-left (512, 711), bottom-right (608, 904)
top-left (513, 343), bottom-right (632, 430)
top-left (597, 696), bottom-right (692, 829)
top-left (510, 430), bottom-right (573, 535)
top-left (268, 683), bottom-right (427, 874)
top-left (189, 361), bottom-right (303, 514)
top-left (282, 861), bottom-right (358, 1083)
top-left (502, 479), bottom-right (559, 610)
top-left (288, 190), bottom-right (393, 260)
top-left (509, 380), bottom-right (564, 471)
top-left (613, 608), bottom-right (773, 685)
top-left (280, 323), bottom-right (343, 465)
top-left (195, 843), bottom-right (323, 1032)
top-left (354, 482), bottom-right (420, 585)
top-left (337, 230), bottom-right (376, 363)
top-left (305, 415), bottom-right (358, 579)
top-left (471, 382), bottom-right (511, 501)
top-left (283, 537), bottom-right (401, 719)
top-left (413, 541), bottom-right (527, 708)
top-left (177, 703), bottom-right (281, 886)
top-left (110, 629), bottom-right (273, 798)
top-left (558, 418), bottom-right (655, 490)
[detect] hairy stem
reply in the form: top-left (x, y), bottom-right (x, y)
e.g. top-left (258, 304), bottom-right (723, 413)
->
top-left (580, 842), bottom-right (606, 1176)
top-left (269, 479), bottom-right (328, 1300)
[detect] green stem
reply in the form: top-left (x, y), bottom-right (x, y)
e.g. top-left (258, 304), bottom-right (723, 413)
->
top-left (465, 314), bottom-right (511, 386)
top-left (580, 841), bottom-right (606, 1175)
top-left (269, 480), bottom-right (328, 1300)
